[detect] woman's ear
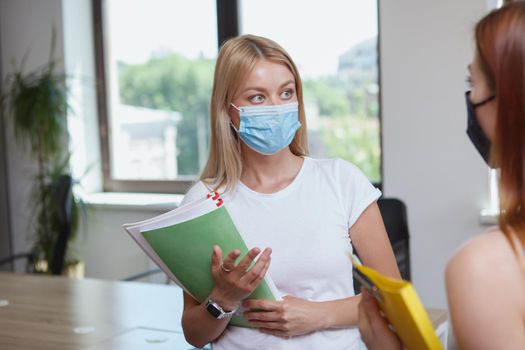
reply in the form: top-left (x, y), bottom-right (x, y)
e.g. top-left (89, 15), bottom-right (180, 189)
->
top-left (228, 103), bottom-right (240, 129)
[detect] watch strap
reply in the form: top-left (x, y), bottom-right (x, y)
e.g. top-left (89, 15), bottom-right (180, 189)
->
top-left (206, 298), bottom-right (239, 319)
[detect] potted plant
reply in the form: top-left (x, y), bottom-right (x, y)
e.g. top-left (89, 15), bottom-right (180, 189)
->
top-left (2, 36), bottom-right (84, 277)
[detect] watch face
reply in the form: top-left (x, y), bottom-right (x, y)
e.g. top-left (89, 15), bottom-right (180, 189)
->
top-left (206, 302), bottom-right (222, 318)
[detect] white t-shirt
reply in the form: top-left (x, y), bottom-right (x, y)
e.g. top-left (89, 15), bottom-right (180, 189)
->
top-left (181, 157), bottom-right (381, 350)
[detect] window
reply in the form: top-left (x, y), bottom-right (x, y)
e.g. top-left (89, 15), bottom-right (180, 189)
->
top-left (94, 0), bottom-right (231, 193)
top-left (94, 0), bottom-right (380, 193)
top-left (240, 0), bottom-right (381, 183)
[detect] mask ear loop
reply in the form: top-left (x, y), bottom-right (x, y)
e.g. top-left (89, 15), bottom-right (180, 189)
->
top-left (229, 103), bottom-right (241, 134)
top-left (228, 103), bottom-right (241, 152)
top-left (230, 103), bottom-right (240, 111)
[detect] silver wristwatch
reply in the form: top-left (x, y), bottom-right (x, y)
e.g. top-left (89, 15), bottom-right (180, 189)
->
top-left (205, 298), bottom-right (239, 319)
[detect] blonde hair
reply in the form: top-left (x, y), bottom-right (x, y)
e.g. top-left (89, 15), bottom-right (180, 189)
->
top-left (200, 34), bottom-right (309, 191)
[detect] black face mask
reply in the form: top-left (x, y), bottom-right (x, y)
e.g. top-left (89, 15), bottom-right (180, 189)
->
top-left (465, 91), bottom-right (496, 167)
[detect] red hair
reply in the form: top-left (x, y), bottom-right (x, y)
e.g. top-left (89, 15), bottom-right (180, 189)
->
top-left (476, 2), bottom-right (525, 257)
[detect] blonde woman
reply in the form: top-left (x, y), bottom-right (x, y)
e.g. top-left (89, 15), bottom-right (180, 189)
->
top-left (180, 34), bottom-right (400, 350)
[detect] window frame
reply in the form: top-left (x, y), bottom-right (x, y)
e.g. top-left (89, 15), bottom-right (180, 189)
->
top-left (92, 0), bottom-right (382, 193)
top-left (92, 0), bottom-right (238, 193)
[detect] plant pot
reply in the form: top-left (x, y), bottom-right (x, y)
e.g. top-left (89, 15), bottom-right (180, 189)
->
top-left (33, 260), bottom-right (85, 279)
top-left (63, 261), bottom-right (85, 279)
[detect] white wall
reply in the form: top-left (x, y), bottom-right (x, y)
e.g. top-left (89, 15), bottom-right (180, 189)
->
top-left (380, 0), bottom-right (490, 307)
top-left (80, 206), bottom-right (161, 279)
top-left (1, 0), bottom-right (495, 307)
top-left (0, 0), bottom-right (65, 270)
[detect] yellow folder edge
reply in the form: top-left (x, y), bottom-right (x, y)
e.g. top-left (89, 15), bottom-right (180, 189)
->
top-left (353, 261), bottom-right (444, 350)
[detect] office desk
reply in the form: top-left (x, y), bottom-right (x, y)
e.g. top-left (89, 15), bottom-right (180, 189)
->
top-left (0, 272), bottom-right (193, 350)
top-left (0, 272), bottom-right (448, 349)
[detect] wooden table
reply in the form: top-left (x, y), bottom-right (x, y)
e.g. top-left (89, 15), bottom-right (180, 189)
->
top-left (0, 272), bottom-right (194, 350)
top-left (0, 272), bottom-right (448, 349)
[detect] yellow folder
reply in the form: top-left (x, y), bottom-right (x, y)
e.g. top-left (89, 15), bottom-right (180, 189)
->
top-left (353, 259), bottom-right (444, 350)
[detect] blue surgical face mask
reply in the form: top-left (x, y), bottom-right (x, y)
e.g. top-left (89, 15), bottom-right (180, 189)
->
top-left (230, 102), bottom-right (301, 155)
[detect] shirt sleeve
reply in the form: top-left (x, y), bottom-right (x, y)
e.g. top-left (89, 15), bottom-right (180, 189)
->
top-left (337, 159), bottom-right (382, 229)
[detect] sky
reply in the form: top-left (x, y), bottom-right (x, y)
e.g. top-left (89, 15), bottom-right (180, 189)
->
top-left (108, 0), bottom-right (378, 79)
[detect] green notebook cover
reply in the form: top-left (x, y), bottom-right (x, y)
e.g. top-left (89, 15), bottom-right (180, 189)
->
top-left (142, 205), bottom-right (277, 327)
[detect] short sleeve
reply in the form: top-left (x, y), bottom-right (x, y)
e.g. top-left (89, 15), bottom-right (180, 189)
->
top-left (180, 181), bottom-right (210, 207)
top-left (337, 159), bottom-right (382, 229)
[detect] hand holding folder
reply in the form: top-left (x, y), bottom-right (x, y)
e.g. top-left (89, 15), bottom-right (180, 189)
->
top-left (122, 192), bottom-right (280, 327)
top-left (352, 256), bottom-right (444, 350)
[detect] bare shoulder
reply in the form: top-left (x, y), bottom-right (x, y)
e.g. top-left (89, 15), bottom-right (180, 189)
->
top-left (445, 229), bottom-right (525, 349)
top-left (445, 229), bottom-right (525, 296)
top-left (446, 229), bottom-right (523, 280)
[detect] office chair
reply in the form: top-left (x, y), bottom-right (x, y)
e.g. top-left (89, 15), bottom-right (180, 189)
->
top-left (353, 197), bottom-right (411, 293)
top-left (0, 174), bottom-right (73, 275)
top-left (0, 252), bottom-right (36, 272)
top-left (49, 174), bottom-right (73, 275)
top-left (377, 197), bottom-right (411, 280)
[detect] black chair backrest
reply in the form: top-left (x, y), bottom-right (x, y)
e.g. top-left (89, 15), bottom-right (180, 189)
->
top-left (377, 197), bottom-right (411, 281)
top-left (0, 174), bottom-right (73, 274)
top-left (0, 252), bottom-right (35, 272)
top-left (50, 175), bottom-right (73, 275)
top-left (353, 197), bottom-right (411, 294)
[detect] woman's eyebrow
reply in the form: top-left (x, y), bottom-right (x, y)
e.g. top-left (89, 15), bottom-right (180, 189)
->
top-left (242, 86), bottom-right (267, 93)
top-left (279, 80), bottom-right (295, 88)
top-left (241, 80), bottom-right (295, 93)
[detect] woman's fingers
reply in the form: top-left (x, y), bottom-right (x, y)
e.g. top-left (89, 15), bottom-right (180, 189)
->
top-left (234, 247), bottom-right (261, 273)
top-left (212, 246), bottom-right (273, 299)
top-left (361, 289), bottom-right (383, 324)
top-left (210, 245), bottom-right (223, 273)
top-left (242, 248), bottom-right (272, 284)
top-left (244, 309), bottom-right (278, 322)
top-left (358, 289), bottom-right (403, 350)
top-left (358, 290), bottom-right (373, 336)
top-left (221, 248), bottom-right (241, 272)
top-left (215, 247), bottom-right (272, 277)
top-left (243, 299), bottom-right (280, 312)
top-left (210, 246), bottom-right (275, 308)
top-left (248, 256), bottom-right (271, 287)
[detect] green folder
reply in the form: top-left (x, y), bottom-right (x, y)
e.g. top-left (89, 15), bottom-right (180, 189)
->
top-left (123, 195), bottom-right (280, 327)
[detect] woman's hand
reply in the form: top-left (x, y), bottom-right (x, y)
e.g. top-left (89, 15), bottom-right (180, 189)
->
top-left (358, 289), bottom-right (402, 350)
top-left (209, 245), bottom-right (272, 311)
top-left (242, 295), bottom-right (325, 337)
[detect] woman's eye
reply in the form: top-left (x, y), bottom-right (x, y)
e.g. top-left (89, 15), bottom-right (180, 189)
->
top-left (249, 94), bottom-right (264, 103)
top-left (280, 89), bottom-right (294, 99)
